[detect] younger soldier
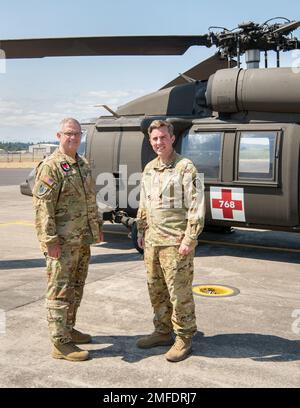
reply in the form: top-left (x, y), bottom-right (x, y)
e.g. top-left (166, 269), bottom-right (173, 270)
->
top-left (33, 118), bottom-right (103, 361)
top-left (136, 120), bottom-right (205, 362)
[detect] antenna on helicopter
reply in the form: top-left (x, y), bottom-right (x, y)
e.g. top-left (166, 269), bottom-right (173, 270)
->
top-left (94, 104), bottom-right (120, 118)
top-left (178, 73), bottom-right (196, 83)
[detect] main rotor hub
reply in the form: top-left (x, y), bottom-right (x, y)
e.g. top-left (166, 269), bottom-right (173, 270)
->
top-left (208, 17), bottom-right (300, 66)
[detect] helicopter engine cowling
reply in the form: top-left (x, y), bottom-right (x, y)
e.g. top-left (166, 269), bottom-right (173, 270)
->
top-left (206, 67), bottom-right (300, 113)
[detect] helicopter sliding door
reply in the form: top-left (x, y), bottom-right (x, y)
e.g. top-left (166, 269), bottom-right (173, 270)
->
top-left (232, 128), bottom-right (281, 226)
top-left (233, 125), bottom-right (300, 230)
top-left (181, 123), bottom-right (300, 231)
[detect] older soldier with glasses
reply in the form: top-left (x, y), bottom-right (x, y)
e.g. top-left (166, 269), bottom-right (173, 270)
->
top-left (33, 118), bottom-right (103, 361)
top-left (136, 119), bottom-right (205, 362)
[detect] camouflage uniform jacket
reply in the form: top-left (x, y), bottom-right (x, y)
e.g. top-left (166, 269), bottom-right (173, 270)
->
top-left (33, 149), bottom-right (102, 251)
top-left (136, 151), bottom-right (205, 247)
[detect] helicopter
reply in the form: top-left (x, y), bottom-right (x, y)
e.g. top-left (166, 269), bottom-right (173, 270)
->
top-left (15, 17), bottom-right (300, 250)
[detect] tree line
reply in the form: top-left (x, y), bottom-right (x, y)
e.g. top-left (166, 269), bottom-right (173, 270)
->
top-left (0, 141), bottom-right (58, 152)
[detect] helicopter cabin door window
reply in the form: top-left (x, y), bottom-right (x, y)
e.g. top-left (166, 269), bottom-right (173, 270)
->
top-left (181, 131), bottom-right (222, 179)
top-left (237, 131), bottom-right (277, 181)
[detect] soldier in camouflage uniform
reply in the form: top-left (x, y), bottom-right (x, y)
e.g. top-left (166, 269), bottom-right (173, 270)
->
top-left (33, 118), bottom-right (103, 361)
top-left (136, 120), bottom-right (205, 362)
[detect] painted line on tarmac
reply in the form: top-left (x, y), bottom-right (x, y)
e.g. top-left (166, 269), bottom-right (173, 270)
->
top-left (0, 221), bottom-right (34, 227)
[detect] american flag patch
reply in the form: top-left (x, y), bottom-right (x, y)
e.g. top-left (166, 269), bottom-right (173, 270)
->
top-left (42, 175), bottom-right (55, 187)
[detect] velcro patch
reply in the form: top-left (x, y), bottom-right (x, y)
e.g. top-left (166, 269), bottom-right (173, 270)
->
top-left (60, 161), bottom-right (71, 172)
top-left (42, 175), bottom-right (55, 187)
top-left (37, 183), bottom-right (50, 196)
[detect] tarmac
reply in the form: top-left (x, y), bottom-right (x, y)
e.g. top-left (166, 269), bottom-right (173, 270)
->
top-left (0, 168), bottom-right (31, 186)
top-left (0, 180), bottom-right (300, 388)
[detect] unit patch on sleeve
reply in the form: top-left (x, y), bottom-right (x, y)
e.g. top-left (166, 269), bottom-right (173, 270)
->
top-left (37, 183), bottom-right (50, 196)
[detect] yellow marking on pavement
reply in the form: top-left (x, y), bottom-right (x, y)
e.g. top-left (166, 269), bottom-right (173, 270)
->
top-left (193, 284), bottom-right (239, 298)
top-left (0, 220), bottom-right (34, 227)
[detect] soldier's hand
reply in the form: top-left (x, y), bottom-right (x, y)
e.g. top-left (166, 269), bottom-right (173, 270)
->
top-left (99, 232), bottom-right (104, 243)
top-left (178, 243), bottom-right (193, 256)
top-left (137, 236), bottom-right (144, 249)
top-left (47, 243), bottom-right (61, 259)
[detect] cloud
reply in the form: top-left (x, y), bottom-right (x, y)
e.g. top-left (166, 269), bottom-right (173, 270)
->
top-left (0, 88), bottom-right (146, 133)
top-left (0, 99), bottom-right (23, 115)
top-left (54, 89), bottom-right (146, 112)
top-left (87, 90), bottom-right (131, 98)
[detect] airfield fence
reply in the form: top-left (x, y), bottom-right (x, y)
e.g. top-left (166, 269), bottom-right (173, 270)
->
top-left (0, 151), bottom-right (45, 163)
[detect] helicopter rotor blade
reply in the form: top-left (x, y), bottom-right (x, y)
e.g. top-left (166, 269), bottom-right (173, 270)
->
top-left (0, 35), bottom-right (211, 59)
top-left (160, 53), bottom-right (235, 89)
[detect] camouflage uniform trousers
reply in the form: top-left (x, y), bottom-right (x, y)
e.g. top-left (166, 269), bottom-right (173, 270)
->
top-left (144, 244), bottom-right (197, 338)
top-left (45, 243), bottom-right (91, 345)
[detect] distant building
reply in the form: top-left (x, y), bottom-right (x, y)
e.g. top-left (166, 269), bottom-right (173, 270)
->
top-left (28, 143), bottom-right (57, 157)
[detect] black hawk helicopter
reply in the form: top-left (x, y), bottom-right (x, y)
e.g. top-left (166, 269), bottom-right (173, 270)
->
top-left (14, 17), bottom-right (300, 250)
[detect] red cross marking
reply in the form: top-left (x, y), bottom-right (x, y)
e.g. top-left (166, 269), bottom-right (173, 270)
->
top-left (212, 188), bottom-right (243, 219)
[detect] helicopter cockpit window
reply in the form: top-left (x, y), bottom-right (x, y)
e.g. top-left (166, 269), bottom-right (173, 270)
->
top-left (238, 131), bottom-right (276, 180)
top-left (181, 131), bottom-right (222, 179)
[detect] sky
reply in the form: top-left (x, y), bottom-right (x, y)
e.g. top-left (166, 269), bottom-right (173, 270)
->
top-left (0, 0), bottom-right (300, 142)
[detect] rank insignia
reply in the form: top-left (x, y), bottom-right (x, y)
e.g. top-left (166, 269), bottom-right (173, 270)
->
top-left (60, 161), bottom-right (71, 172)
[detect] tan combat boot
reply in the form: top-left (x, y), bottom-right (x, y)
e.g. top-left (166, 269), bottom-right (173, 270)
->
top-left (71, 328), bottom-right (92, 344)
top-left (136, 332), bottom-right (174, 349)
top-left (165, 336), bottom-right (192, 362)
top-left (52, 342), bottom-right (89, 361)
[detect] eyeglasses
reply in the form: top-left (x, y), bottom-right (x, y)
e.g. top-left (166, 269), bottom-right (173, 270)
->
top-left (61, 131), bottom-right (82, 137)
